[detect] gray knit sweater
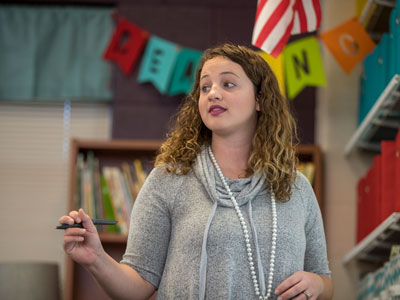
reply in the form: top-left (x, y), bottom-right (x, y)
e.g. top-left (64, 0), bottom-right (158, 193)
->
top-left (120, 148), bottom-right (331, 299)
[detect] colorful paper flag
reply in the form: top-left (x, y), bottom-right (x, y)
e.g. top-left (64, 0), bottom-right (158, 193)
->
top-left (258, 50), bottom-right (286, 96)
top-left (320, 17), bottom-right (376, 74)
top-left (284, 36), bottom-right (325, 99)
top-left (168, 48), bottom-right (202, 96)
top-left (252, 0), bottom-right (322, 58)
top-left (103, 18), bottom-right (149, 75)
top-left (137, 36), bottom-right (179, 94)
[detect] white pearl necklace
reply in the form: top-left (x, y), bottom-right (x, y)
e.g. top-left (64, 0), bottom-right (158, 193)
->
top-left (208, 147), bottom-right (277, 300)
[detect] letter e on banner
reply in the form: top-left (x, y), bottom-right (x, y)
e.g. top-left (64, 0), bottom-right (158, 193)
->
top-left (137, 36), bottom-right (179, 94)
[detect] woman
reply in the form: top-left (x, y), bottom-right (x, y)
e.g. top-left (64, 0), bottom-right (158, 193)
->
top-left (59, 43), bottom-right (333, 300)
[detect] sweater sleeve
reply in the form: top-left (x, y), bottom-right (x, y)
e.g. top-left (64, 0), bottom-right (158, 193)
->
top-left (297, 172), bottom-right (332, 277)
top-left (120, 166), bottom-right (179, 288)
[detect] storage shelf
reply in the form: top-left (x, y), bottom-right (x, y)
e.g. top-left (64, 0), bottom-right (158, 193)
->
top-left (359, 0), bottom-right (396, 42)
top-left (344, 74), bottom-right (400, 155)
top-left (343, 212), bottom-right (400, 266)
top-left (99, 233), bottom-right (128, 243)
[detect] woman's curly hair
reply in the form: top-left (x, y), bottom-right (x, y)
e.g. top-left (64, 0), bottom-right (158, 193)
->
top-left (155, 43), bottom-right (299, 202)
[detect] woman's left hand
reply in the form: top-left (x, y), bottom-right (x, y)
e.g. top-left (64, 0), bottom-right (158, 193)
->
top-left (274, 271), bottom-right (324, 300)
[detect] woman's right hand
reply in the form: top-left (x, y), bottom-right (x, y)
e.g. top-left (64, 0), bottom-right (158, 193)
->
top-left (59, 208), bottom-right (104, 267)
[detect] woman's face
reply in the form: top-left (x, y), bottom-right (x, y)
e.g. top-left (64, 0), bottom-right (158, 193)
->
top-left (198, 56), bottom-right (260, 139)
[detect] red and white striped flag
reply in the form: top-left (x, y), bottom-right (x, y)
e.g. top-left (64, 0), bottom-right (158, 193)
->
top-left (252, 0), bottom-right (321, 57)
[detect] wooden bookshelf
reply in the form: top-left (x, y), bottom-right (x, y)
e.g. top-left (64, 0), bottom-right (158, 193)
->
top-left (296, 144), bottom-right (324, 214)
top-left (64, 139), bottom-right (323, 300)
top-left (65, 138), bottom-right (162, 300)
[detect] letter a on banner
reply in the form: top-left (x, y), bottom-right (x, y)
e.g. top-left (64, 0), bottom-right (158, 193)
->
top-left (168, 48), bottom-right (202, 96)
top-left (137, 36), bottom-right (179, 94)
top-left (284, 37), bottom-right (326, 99)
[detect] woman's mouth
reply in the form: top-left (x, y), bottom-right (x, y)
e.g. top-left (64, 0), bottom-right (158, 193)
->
top-left (209, 105), bottom-right (226, 116)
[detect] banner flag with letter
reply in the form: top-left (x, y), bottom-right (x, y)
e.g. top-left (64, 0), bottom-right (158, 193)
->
top-left (320, 17), bottom-right (376, 74)
top-left (168, 48), bottom-right (202, 96)
top-left (103, 18), bottom-right (149, 76)
top-left (137, 36), bottom-right (179, 94)
top-left (258, 50), bottom-right (286, 96)
top-left (252, 0), bottom-right (322, 57)
top-left (284, 36), bottom-right (325, 99)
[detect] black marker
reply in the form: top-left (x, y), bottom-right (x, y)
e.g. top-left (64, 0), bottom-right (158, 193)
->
top-left (56, 219), bottom-right (117, 230)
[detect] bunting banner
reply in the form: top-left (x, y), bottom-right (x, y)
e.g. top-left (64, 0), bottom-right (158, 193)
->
top-left (168, 48), bottom-right (202, 96)
top-left (137, 36), bottom-right (179, 94)
top-left (320, 17), bottom-right (376, 74)
top-left (101, 9), bottom-right (380, 99)
top-left (284, 36), bottom-right (325, 99)
top-left (103, 17), bottom-right (149, 76)
top-left (258, 51), bottom-right (286, 95)
top-left (252, 0), bottom-right (322, 58)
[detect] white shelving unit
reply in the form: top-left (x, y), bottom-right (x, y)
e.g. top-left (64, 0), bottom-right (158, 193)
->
top-left (343, 213), bottom-right (400, 283)
top-left (344, 74), bottom-right (400, 155)
top-left (343, 1), bottom-right (400, 297)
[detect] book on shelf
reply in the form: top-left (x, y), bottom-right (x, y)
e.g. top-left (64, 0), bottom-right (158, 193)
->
top-left (73, 153), bottom-right (153, 235)
top-left (81, 151), bottom-right (95, 218)
top-left (102, 166), bottom-right (129, 235)
top-left (100, 174), bottom-right (119, 233)
top-left (297, 161), bottom-right (315, 185)
top-left (356, 129), bottom-right (400, 243)
top-left (93, 158), bottom-right (105, 221)
top-left (381, 140), bottom-right (396, 221)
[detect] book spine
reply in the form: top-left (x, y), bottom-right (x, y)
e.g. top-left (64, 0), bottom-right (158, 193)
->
top-left (100, 174), bottom-right (119, 233)
top-left (102, 167), bottom-right (128, 234)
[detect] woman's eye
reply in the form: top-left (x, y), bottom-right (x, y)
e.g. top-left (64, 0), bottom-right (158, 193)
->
top-left (201, 86), bottom-right (210, 92)
top-left (225, 82), bottom-right (235, 88)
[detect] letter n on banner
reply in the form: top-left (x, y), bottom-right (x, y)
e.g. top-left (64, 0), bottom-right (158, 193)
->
top-left (137, 36), bottom-right (179, 94)
top-left (284, 37), bottom-right (326, 99)
top-left (168, 48), bottom-right (202, 96)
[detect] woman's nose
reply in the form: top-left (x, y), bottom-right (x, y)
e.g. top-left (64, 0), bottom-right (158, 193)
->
top-left (208, 85), bottom-right (222, 100)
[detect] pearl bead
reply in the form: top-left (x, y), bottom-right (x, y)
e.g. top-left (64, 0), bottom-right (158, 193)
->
top-left (208, 147), bottom-right (277, 300)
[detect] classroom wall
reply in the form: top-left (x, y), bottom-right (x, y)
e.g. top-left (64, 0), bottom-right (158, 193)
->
top-left (0, 1), bottom-right (377, 299)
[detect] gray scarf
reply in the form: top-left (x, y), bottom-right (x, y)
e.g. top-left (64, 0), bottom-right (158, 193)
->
top-left (193, 147), bottom-right (269, 299)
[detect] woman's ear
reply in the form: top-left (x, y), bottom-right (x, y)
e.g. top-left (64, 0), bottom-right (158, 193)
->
top-left (256, 93), bottom-right (261, 111)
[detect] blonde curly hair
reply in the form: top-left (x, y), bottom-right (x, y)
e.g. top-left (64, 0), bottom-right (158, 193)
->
top-left (155, 43), bottom-right (299, 202)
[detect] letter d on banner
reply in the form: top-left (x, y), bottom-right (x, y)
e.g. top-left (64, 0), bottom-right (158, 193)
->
top-left (284, 37), bottom-right (326, 99)
top-left (168, 48), bottom-right (202, 96)
top-left (138, 36), bottom-right (179, 94)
